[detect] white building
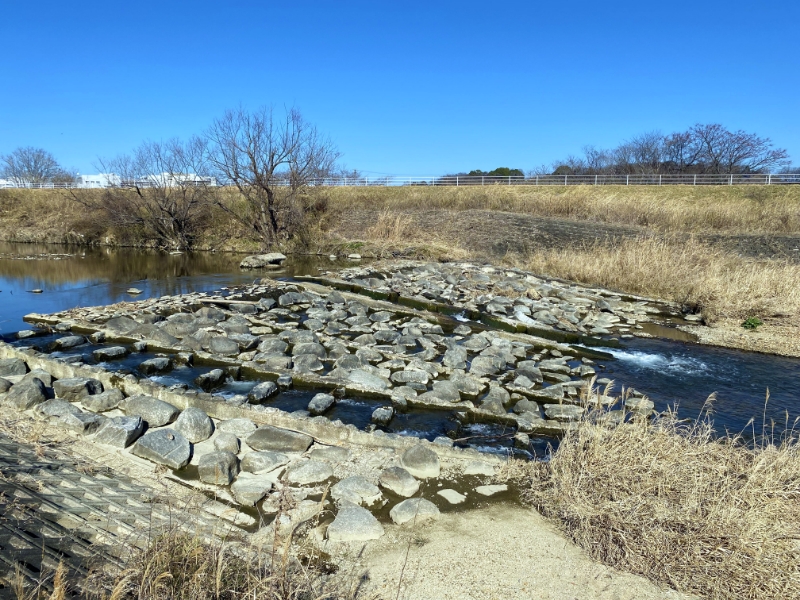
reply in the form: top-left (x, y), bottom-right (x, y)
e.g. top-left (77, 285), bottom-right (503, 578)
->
top-left (76, 173), bottom-right (121, 188)
top-left (0, 178), bottom-right (13, 188)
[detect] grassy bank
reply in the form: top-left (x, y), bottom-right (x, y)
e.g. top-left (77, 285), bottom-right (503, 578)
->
top-left (505, 405), bottom-right (800, 600)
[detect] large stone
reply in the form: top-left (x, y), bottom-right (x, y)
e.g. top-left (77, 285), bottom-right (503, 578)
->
top-left (241, 450), bottom-right (290, 475)
top-left (371, 406), bottom-right (394, 426)
top-left (81, 389), bottom-right (125, 412)
top-left (214, 432), bottom-right (240, 454)
top-left (379, 467), bottom-right (420, 498)
top-left (121, 395), bottom-right (180, 427)
top-left (198, 451), bottom-right (239, 485)
top-left (247, 425), bottom-right (313, 453)
top-left (207, 336), bottom-right (240, 356)
top-left (93, 416), bottom-right (145, 447)
top-left (347, 369), bottom-right (389, 391)
top-left (217, 418), bottom-right (257, 436)
top-left (475, 484), bottom-right (508, 497)
top-left (131, 429), bottom-right (191, 469)
top-left (173, 407), bottom-right (214, 443)
top-left (52, 377), bottom-right (103, 402)
top-left (0, 378), bottom-right (11, 393)
top-left (230, 474), bottom-right (273, 505)
top-left (442, 346), bottom-right (468, 369)
top-left (240, 253), bottom-right (286, 269)
top-left (449, 371), bottom-right (485, 398)
top-left (54, 335), bottom-right (85, 349)
top-left (437, 489), bottom-right (466, 504)
top-left (308, 393), bottom-right (335, 416)
top-left (248, 381), bottom-right (279, 403)
top-left (5, 378), bottom-right (47, 410)
top-left (309, 445), bottom-right (350, 463)
top-left (431, 380), bottom-right (461, 402)
top-left (194, 369), bottom-right (227, 391)
top-left (327, 505), bottom-right (385, 542)
top-left (400, 445), bottom-right (440, 479)
top-left (0, 358), bottom-right (27, 377)
top-left (390, 370), bottom-right (429, 385)
top-left (543, 403), bottom-right (585, 421)
top-left (285, 460), bottom-right (334, 485)
top-left (138, 357), bottom-right (172, 375)
top-left (21, 369), bottom-right (53, 387)
top-left (331, 476), bottom-right (382, 506)
top-left (57, 411), bottom-right (106, 435)
top-left (389, 498), bottom-right (440, 526)
top-left (293, 353), bottom-right (324, 372)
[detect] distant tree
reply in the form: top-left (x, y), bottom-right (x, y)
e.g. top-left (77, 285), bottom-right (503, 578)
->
top-left (467, 167), bottom-right (524, 177)
top-left (75, 137), bottom-right (215, 250)
top-left (689, 124), bottom-right (790, 174)
top-left (205, 106), bottom-right (340, 248)
top-left (0, 147), bottom-right (72, 185)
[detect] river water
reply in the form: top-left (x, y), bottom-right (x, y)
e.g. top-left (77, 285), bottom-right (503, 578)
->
top-left (1, 241), bottom-right (798, 441)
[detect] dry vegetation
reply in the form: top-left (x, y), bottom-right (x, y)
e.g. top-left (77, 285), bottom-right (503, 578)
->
top-left (502, 387), bottom-right (800, 600)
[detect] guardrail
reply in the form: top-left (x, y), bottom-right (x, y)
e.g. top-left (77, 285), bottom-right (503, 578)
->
top-left (1, 173), bottom-right (798, 189)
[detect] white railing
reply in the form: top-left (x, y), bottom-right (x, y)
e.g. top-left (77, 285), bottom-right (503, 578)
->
top-left (1, 173), bottom-right (798, 189)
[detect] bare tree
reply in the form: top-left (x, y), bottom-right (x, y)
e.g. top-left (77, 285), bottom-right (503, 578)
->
top-left (0, 147), bottom-right (72, 185)
top-left (690, 124), bottom-right (790, 174)
top-left (76, 137), bottom-right (215, 249)
top-left (205, 106), bottom-right (340, 248)
top-left (626, 131), bottom-right (664, 174)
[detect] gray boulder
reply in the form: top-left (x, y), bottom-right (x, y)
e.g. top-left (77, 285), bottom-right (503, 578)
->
top-left (543, 403), bottom-right (585, 421)
top-left (371, 406), bottom-right (394, 426)
top-left (347, 369), bottom-right (389, 391)
top-left (0, 358), bottom-right (27, 377)
top-left (214, 432), bottom-right (240, 454)
top-left (194, 369), bottom-right (227, 391)
top-left (207, 336), bottom-right (240, 356)
top-left (52, 377), bottom-right (103, 402)
top-left (230, 475), bottom-right (273, 505)
top-left (5, 378), bottom-right (47, 410)
top-left (442, 346), bottom-right (468, 369)
top-left (21, 369), bottom-right (54, 387)
top-left (198, 451), bottom-right (239, 485)
top-left (34, 399), bottom-right (81, 418)
top-left (293, 354), bottom-right (324, 372)
top-left (81, 389), bottom-right (125, 412)
top-left (131, 429), bottom-right (191, 469)
top-left (138, 357), bottom-right (172, 375)
top-left (240, 253), bottom-right (286, 269)
top-left (331, 476), bottom-right (382, 506)
top-left (246, 425), bottom-right (313, 452)
top-left (431, 380), bottom-right (461, 402)
top-left (286, 460), bottom-right (334, 485)
top-left (400, 445), bottom-right (440, 479)
top-left (0, 378), bottom-right (11, 393)
top-left (327, 505), bottom-right (385, 542)
top-left (217, 418), bottom-right (257, 436)
top-left (309, 445), bottom-right (350, 463)
top-left (121, 395), bottom-right (180, 427)
top-left (379, 467), bottom-right (420, 498)
top-left (389, 498), bottom-right (440, 526)
top-left (308, 393), bottom-right (335, 416)
top-left (240, 450), bottom-right (290, 475)
top-left (94, 416), bottom-right (144, 447)
top-left (57, 411), bottom-right (106, 435)
top-left (248, 381), bottom-right (278, 403)
top-left (173, 407), bottom-right (214, 443)
top-left (54, 335), bottom-right (85, 349)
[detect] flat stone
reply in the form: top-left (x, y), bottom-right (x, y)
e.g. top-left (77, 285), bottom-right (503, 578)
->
top-left (431, 380), bottom-right (461, 402)
top-left (131, 429), bottom-right (191, 469)
top-left (93, 416), bottom-right (144, 447)
top-left (54, 335), bottom-right (85, 349)
top-left (240, 451), bottom-right (290, 475)
top-left (475, 484), bottom-right (508, 497)
top-left (308, 393), bottom-right (335, 416)
top-left (173, 407), bottom-right (214, 443)
top-left (400, 445), bottom-right (440, 479)
top-left (379, 466), bottom-right (420, 498)
top-left (52, 377), bottom-right (103, 402)
top-left (543, 403), bottom-right (585, 421)
top-left (81, 389), bottom-right (125, 412)
top-left (463, 461), bottom-right (497, 476)
top-left (285, 460), bottom-right (334, 485)
top-left (308, 445), bottom-right (350, 463)
top-left (0, 358), bottom-right (27, 377)
top-left (390, 370), bottom-right (429, 385)
top-left (33, 398), bottom-right (81, 418)
top-left (331, 476), bottom-right (382, 506)
top-left (240, 253), bottom-right (286, 269)
top-left (230, 475), bottom-right (273, 505)
top-left (121, 395), bottom-right (180, 427)
top-left (389, 498), bottom-right (440, 525)
top-left (347, 369), bottom-right (389, 391)
top-left (449, 371), bottom-right (485, 398)
top-left (217, 418), bottom-right (257, 436)
top-left (207, 336), bottom-right (240, 356)
top-left (327, 505), bottom-right (385, 542)
top-left (248, 381), bottom-right (278, 403)
top-left (57, 411), bottom-right (106, 435)
top-left (437, 489), bottom-right (466, 504)
top-left (198, 451), bottom-right (239, 485)
top-left (442, 346), bottom-right (468, 369)
top-left (194, 369), bottom-right (227, 391)
top-left (5, 378), bottom-right (47, 410)
top-left (247, 425), bottom-right (313, 453)
top-left (92, 346), bottom-right (129, 361)
top-left (138, 357), bottom-right (172, 375)
top-left (214, 432), bottom-right (240, 454)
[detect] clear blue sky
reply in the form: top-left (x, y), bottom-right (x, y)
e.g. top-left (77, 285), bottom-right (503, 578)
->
top-left (1, 0), bottom-right (798, 175)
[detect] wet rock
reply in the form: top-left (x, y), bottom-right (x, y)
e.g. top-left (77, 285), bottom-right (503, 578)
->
top-left (131, 429), bottom-right (191, 469)
top-left (240, 253), bottom-right (286, 269)
top-left (0, 358), bottom-right (27, 377)
top-left (240, 450), bottom-right (290, 475)
top-left (92, 346), bottom-right (129, 361)
top-left (247, 425), bottom-right (313, 453)
top-left (5, 378), bottom-right (47, 410)
top-left (285, 460), bottom-right (333, 485)
top-left (379, 466), bottom-right (420, 497)
top-left (194, 369), bottom-right (227, 391)
top-left (389, 498), bottom-right (440, 525)
top-left (231, 475), bottom-right (273, 505)
top-left (54, 335), bottom-right (85, 349)
top-left (52, 377), bottom-right (103, 402)
top-left (248, 381), bottom-right (279, 403)
top-left (198, 451), bottom-right (239, 485)
top-left (277, 374), bottom-right (293, 389)
top-left (217, 418), bottom-right (257, 436)
top-left (438, 489), bottom-right (466, 504)
top-left (121, 395), bottom-right (180, 427)
top-left (514, 431), bottom-right (531, 448)
top-left (327, 504), bottom-right (384, 542)
top-left (138, 357), bottom-right (172, 375)
top-left (173, 407), bottom-right (214, 443)
top-left (308, 393), bottom-right (335, 416)
top-left (331, 476), bottom-right (382, 506)
top-left (93, 416), bottom-right (144, 447)
top-left (371, 406), bottom-right (394, 426)
top-left (475, 484), bottom-right (508, 497)
top-left (400, 445), bottom-right (440, 479)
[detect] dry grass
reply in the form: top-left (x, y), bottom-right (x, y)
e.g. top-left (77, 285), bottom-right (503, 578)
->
top-left (327, 185), bottom-right (800, 234)
top-left (507, 236), bottom-right (800, 322)
top-left (507, 391), bottom-right (800, 599)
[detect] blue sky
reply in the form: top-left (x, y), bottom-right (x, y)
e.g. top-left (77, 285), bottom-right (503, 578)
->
top-left (1, 0), bottom-right (798, 175)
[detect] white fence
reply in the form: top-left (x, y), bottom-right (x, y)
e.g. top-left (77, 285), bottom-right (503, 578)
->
top-left (1, 173), bottom-right (798, 189)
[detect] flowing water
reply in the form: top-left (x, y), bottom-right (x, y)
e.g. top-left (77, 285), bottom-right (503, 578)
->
top-left (1, 241), bottom-right (799, 444)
